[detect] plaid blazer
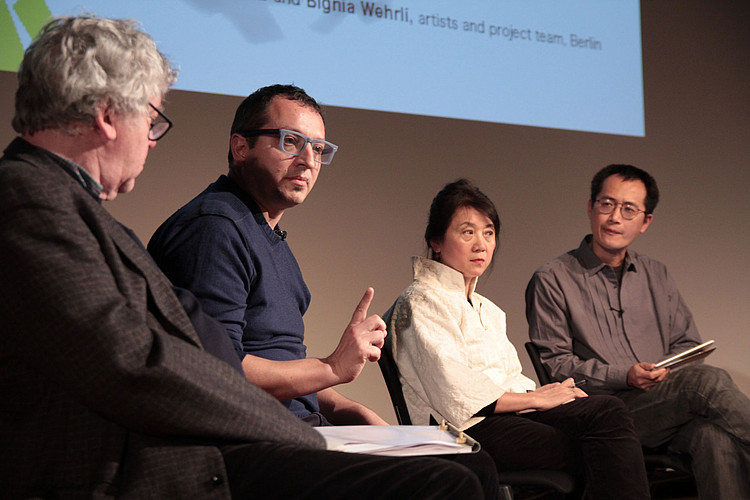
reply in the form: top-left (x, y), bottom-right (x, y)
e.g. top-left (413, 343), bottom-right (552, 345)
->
top-left (0, 138), bottom-right (324, 499)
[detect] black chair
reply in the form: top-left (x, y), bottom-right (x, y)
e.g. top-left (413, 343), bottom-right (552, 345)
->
top-left (524, 342), bottom-right (553, 387)
top-left (524, 341), bottom-right (696, 498)
top-left (376, 305), bottom-right (576, 500)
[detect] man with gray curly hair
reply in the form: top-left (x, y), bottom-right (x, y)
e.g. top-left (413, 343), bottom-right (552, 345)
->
top-left (0, 15), bottom-right (496, 500)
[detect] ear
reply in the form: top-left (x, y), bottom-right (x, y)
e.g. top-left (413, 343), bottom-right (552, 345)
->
top-left (94, 105), bottom-right (118, 141)
top-left (587, 199), bottom-right (594, 218)
top-left (429, 239), bottom-right (442, 255)
top-left (639, 213), bottom-right (654, 234)
top-left (230, 133), bottom-right (250, 163)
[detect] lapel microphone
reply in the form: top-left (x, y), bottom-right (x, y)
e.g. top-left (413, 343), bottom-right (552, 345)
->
top-left (274, 228), bottom-right (287, 241)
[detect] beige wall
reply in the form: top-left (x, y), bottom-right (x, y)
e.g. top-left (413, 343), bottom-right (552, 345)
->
top-left (2, 0), bottom-right (748, 423)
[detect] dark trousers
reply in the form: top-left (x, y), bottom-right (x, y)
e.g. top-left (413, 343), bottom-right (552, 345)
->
top-left (468, 395), bottom-right (650, 500)
top-left (223, 442), bottom-right (500, 499)
top-left (619, 364), bottom-right (750, 499)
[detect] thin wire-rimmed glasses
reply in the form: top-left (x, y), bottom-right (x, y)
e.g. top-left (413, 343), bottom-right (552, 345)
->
top-left (594, 198), bottom-right (646, 220)
top-left (148, 103), bottom-right (173, 141)
top-left (240, 128), bottom-right (338, 165)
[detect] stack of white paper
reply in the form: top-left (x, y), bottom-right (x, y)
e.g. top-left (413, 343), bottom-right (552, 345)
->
top-left (316, 425), bottom-right (479, 457)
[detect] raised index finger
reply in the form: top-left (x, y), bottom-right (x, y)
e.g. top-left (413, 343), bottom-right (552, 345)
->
top-left (349, 287), bottom-right (375, 325)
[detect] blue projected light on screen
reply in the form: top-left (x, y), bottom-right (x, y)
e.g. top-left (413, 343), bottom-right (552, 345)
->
top-left (5, 0), bottom-right (644, 136)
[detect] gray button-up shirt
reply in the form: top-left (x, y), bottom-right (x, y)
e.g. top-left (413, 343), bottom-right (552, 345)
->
top-left (526, 235), bottom-right (702, 394)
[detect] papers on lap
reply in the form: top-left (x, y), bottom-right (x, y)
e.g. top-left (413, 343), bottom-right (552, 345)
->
top-left (316, 425), bottom-right (480, 456)
top-left (652, 340), bottom-right (716, 370)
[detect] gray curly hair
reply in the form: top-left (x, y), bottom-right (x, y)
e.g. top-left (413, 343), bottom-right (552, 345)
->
top-left (12, 15), bottom-right (177, 135)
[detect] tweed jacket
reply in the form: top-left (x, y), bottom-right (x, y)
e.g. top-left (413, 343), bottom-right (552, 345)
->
top-left (0, 138), bottom-right (324, 499)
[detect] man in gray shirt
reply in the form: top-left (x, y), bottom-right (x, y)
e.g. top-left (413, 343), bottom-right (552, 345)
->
top-left (526, 164), bottom-right (750, 500)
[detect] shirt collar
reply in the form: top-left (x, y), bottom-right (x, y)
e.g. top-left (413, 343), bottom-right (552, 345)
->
top-left (412, 256), bottom-right (478, 298)
top-left (576, 234), bottom-right (638, 275)
top-left (221, 174), bottom-right (287, 242)
top-left (46, 150), bottom-right (103, 200)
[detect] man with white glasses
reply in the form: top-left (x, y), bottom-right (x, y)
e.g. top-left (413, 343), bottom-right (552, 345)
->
top-left (149, 85), bottom-right (389, 427)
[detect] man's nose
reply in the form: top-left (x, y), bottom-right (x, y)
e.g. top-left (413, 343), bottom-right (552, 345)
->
top-left (295, 143), bottom-right (318, 168)
top-left (607, 203), bottom-right (623, 222)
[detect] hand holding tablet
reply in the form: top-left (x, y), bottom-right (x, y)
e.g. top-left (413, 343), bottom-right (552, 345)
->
top-left (652, 340), bottom-right (716, 371)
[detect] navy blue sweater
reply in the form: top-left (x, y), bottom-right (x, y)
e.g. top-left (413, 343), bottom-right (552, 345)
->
top-left (149, 174), bottom-right (318, 417)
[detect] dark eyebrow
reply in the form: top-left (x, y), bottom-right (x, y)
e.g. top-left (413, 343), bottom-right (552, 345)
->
top-left (457, 221), bottom-right (495, 229)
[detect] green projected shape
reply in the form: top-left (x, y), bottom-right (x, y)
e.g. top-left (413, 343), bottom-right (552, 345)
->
top-left (15, 0), bottom-right (52, 36)
top-left (1, 0), bottom-right (52, 72)
top-left (0, 3), bottom-right (24, 71)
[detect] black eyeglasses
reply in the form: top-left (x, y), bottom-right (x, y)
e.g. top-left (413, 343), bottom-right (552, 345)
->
top-left (148, 103), bottom-right (173, 141)
top-left (594, 198), bottom-right (646, 220)
top-left (240, 128), bottom-right (338, 165)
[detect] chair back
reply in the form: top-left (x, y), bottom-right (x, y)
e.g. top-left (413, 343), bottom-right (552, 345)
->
top-left (378, 304), bottom-right (412, 425)
top-left (524, 341), bottom-right (553, 385)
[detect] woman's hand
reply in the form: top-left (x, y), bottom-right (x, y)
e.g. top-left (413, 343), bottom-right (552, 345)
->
top-left (530, 378), bottom-right (588, 411)
top-left (495, 378), bottom-right (587, 413)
